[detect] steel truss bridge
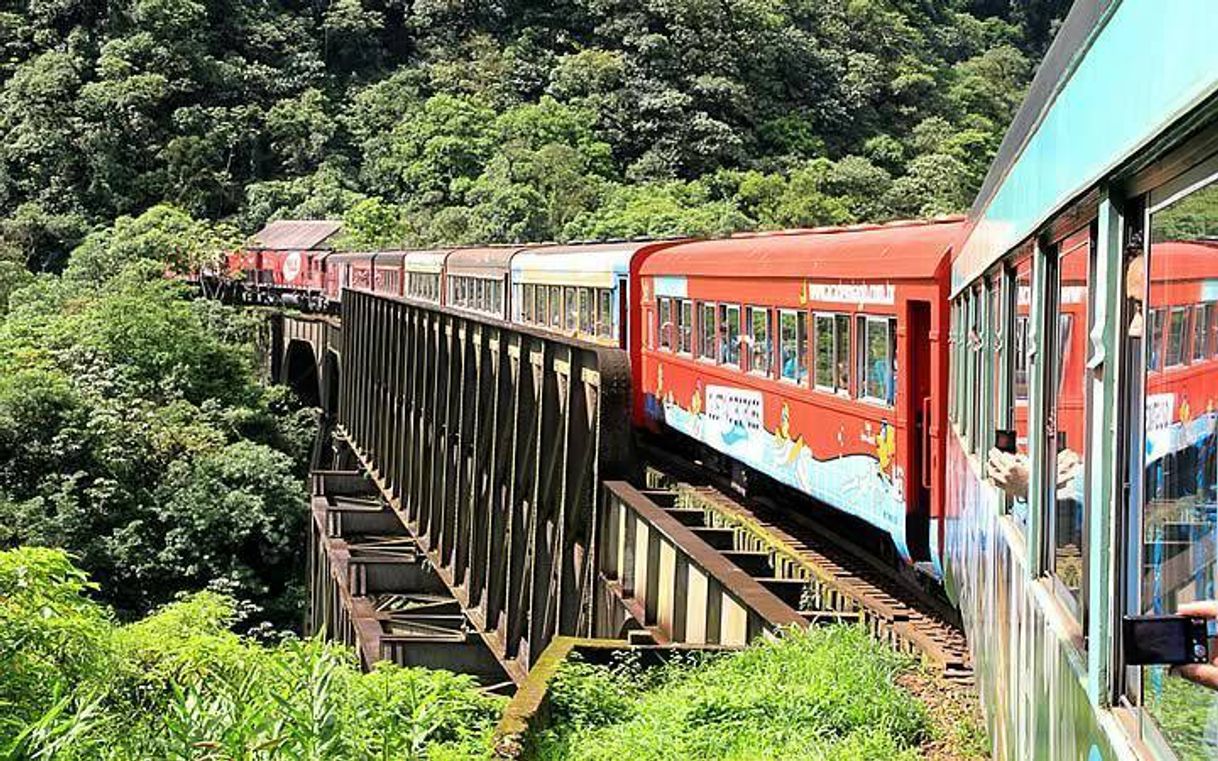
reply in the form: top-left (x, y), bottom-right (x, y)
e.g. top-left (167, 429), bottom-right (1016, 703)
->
top-left (273, 292), bottom-right (824, 688)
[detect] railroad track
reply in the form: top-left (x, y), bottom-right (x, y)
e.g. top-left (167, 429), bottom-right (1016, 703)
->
top-left (640, 443), bottom-right (973, 683)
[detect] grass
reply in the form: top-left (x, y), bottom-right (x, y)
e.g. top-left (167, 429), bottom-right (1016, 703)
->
top-left (533, 625), bottom-right (932, 761)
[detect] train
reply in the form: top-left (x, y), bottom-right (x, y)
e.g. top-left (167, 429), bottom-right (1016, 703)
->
top-left (207, 2), bottom-right (1218, 757)
top-left (211, 220), bottom-right (962, 577)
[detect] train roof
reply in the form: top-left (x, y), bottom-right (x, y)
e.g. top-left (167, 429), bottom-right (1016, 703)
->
top-left (403, 249), bottom-right (450, 273)
top-left (639, 218), bottom-right (963, 281)
top-left (445, 245), bottom-right (529, 277)
top-left (511, 241), bottom-right (683, 287)
top-left (1149, 240), bottom-right (1218, 281)
top-left (325, 251), bottom-right (376, 263)
top-left (247, 220), bottom-right (342, 251)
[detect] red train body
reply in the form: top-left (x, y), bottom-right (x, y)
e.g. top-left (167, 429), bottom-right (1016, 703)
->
top-left (638, 220), bottom-right (962, 566)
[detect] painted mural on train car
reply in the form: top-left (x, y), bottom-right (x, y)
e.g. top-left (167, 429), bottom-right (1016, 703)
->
top-left (944, 436), bottom-right (1122, 761)
top-left (651, 371), bottom-right (913, 559)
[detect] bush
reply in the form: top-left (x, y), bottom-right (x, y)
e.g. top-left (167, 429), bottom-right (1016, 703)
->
top-left (0, 547), bottom-right (505, 760)
top-left (536, 626), bottom-right (929, 761)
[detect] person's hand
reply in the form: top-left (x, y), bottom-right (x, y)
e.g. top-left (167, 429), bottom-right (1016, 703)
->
top-left (987, 448), bottom-right (1030, 500)
top-left (1056, 448), bottom-right (1082, 489)
top-left (1175, 601), bottom-right (1218, 689)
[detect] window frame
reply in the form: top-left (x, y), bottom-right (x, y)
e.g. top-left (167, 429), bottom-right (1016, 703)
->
top-left (719, 303), bottom-right (741, 367)
top-left (698, 301), bottom-right (717, 361)
top-left (746, 305), bottom-right (772, 376)
top-left (856, 314), bottom-right (896, 406)
top-left (1041, 232), bottom-right (1095, 628)
top-left (658, 297), bottom-right (673, 351)
top-left (677, 299), bottom-right (693, 355)
top-left (813, 312), bottom-right (851, 396)
top-left (778, 308), bottom-right (808, 385)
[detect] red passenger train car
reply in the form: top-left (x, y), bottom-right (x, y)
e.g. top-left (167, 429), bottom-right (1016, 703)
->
top-left (1142, 239), bottom-right (1218, 493)
top-left (638, 219), bottom-right (963, 568)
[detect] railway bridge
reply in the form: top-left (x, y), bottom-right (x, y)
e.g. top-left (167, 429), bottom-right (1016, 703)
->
top-left (271, 292), bottom-right (826, 687)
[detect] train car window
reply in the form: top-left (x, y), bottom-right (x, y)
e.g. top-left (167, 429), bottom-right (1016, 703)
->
top-left (548, 287), bottom-right (561, 329)
top-left (857, 316), bottom-right (895, 405)
top-left (578, 288), bottom-right (592, 333)
top-left (564, 286), bottom-right (577, 331)
top-left (523, 284), bottom-right (534, 322)
top-left (719, 304), bottom-right (741, 366)
top-left (658, 298), bottom-right (672, 350)
top-left (1167, 306), bottom-right (1188, 367)
top-left (699, 302), bottom-right (716, 360)
top-left (1003, 255), bottom-right (1033, 529)
top-left (836, 314), bottom-right (851, 392)
top-left (1148, 308), bottom-right (1165, 371)
top-left (1136, 172), bottom-right (1218, 757)
top-left (970, 288), bottom-right (985, 456)
top-left (814, 313), bottom-right (850, 394)
top-left (1044, 234), bottom-right (1092, 623)
top-left (1193, 303), bottom-right (1213, 361)
top-left (598, 289), bottom-right (613, 339)
top-left (678, 300), bottom-right (693, 354)
top-left (989, 274), bottom-right (1005, 440)
top-left (746, 306), bottom-right (771, 375)
top-left (815, 315), bottom-right (835, 390)
top-left (1210, 303), bottom-right (1218, 358)
top-left (948, 301), bottom-right (959, 424)
top-left (779, 310), bottom-right (808, 384)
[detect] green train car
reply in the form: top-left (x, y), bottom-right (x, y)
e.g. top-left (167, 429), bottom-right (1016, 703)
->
top-left (943, 1), bottom-right (1218, 758)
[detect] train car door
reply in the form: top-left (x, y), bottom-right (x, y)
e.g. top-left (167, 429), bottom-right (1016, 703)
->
top-left (617, 276), bottom-right (628, 349)
top-left (907, 299), bottom-right (933, 561)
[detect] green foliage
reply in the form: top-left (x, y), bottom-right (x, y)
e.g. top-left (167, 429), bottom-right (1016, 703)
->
top-left (0, 209), bottom-right (311, 624)
top-left (341, 196), bottom-right (408, 250)
top-left (64, 205), bottom-right (240, 285)
top-left (0, 0), bottom-right (1062, 257)
top-left (537, 626), bottom-right (930, 760)
top-left (0, 548), bottom-right (505, 759)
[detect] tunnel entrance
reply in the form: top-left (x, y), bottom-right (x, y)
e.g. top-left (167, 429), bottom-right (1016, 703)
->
top-left (284, 340), bottom-right (321, 408)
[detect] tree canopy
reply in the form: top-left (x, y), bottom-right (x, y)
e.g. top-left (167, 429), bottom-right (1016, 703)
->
top-left (0, 206), bottom-right (314, 624)
top-left (0, 0), bottom-right (1069, 262)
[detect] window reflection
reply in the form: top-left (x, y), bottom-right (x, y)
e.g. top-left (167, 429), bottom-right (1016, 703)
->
top-left (1050, 237), bottom-right (1090, 612)
top-left (1141, 179), bottom-right (1218, 759)
top-left (699, 302), bottom-right (716, 359)
top-left (1009, 257), bottom-right (1033, 527)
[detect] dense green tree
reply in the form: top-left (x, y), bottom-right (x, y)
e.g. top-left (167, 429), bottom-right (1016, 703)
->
top-left (0, 0), bottom-right (1063, 254)
top-left (340, 196), bottom-right (408, 249)
top-left (0, 208), bottom-right (312, 622)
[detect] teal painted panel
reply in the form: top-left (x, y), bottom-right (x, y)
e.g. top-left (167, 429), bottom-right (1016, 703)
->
top-left (955, 0), bottom-right (1218, 294)
top-left (653, 275), bottom-right (688, 298)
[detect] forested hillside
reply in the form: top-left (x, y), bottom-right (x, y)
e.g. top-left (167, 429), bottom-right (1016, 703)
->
top-left (1, 0), bottom-right (1068, 268)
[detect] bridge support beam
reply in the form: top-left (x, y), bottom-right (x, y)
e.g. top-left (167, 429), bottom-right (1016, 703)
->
top-left (336, 290), bottom-right (633, 683)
